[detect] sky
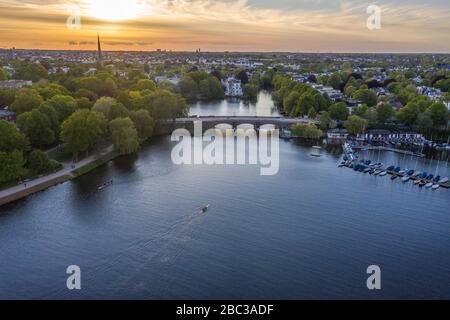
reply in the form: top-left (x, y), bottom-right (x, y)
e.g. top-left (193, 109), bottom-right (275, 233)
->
top-left (0, 0), bottom-right (449, 52)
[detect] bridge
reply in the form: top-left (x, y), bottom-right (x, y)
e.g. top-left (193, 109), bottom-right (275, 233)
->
top-left (156, 116), bottom-right (318, 134)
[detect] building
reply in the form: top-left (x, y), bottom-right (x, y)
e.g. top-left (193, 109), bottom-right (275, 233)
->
top-left (327, 128), bottom-right (349, 141)
top-left (222, 77), bottom-right (243, 97)
top-left (0, 80), bottom-right (32, 90)
top-left (97, 33), bottom-right (103, 68)
top-left (357, 130), bottom-right (424, 142)
top-left (0, 109), bottom-right (16, 122)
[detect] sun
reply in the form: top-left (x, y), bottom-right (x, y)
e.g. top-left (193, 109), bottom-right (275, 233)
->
top-left (86, 0), bottom-right (145, 21)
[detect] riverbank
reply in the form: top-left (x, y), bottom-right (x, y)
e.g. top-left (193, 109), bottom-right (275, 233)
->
top-left (0, 145), bottom-right (116, 207)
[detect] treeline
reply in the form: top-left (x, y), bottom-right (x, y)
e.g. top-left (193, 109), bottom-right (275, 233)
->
top-left (0, 67), bottom-right (189, 185)
top-left (272, 75), bottom-right (449, 136)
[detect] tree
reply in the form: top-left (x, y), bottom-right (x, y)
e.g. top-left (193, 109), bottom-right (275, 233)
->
top-left (296, 94), bottom-right (315, 116)
top-left (416, 111), bottom-right (433, 133)
top-left (0, 89), bottom-right (15, 108)
top-left (17, 109), bottom-right (55, 147)
top-left (243, 83), bottom-right (258, 99)
top-left (13, 62), bottom-right (48, 82)
top-left (376, 103), bottom-right (394, 123)
top-left (327, 73), bottom-right (342, 90)
top-left (435, 79), bottom-right (450, 92)
top-left (291, 124), bottom-right (323, 139)
top-left (136, 79), bottom-right (156, 91)
top-left (329, 102), bottom-right (349, 121)
top-left (60, 109), bottom-right (107, 159)
top-left (345, 115), bottom-right (368, 135)
top-left (319, 111), bottom-right (332, 130)
top-left (36, 83), bottom-right (69, 99)
top-left (10, 88), bottom-right (43, 114)
top-left (307, 107), bottom-right (317, 119)
top-left (396, 103), bottom-right (421, 126)
top-left (109, 117), bottom-right (139, 155)
top-left (130, 109), bottom-right (155, 140)
top-left (143, 89), bottom-right (188, 120)
top-left (46, 95), bottom-right (78, 121)
top-left (363, 107), bottom-right (378, 127)
top-left (199, 76), bottom-right (224, 100)
top-left (353, 89), bottom-right (377, 107)
top-left (0, 150), bottom-right (25, 184)
top-left (235, 70), bottom-right (249, 84)
top-left (283, 92), bottom-right (300, 115)
top-left (178, 76), bottom-right (198, 100)
top-left (38, 103), bottom-right (60, 136)
top-left (92, 97), bottom-right (117, 116)
top-left (0, 68), bottom-right (8, 81)
top-left (0, 120), bottom-right (28, 153)
top-left (27, 149), bottom-right (56, 174)
top-left (427, 102), bottom-right (449, 127)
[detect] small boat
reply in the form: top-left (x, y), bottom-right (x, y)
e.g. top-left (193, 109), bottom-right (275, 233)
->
top-left (379, 171), bottom-right (387, 176)
top-left (402, 176), bottom-right (410, 183)
top-left (363, 168), bottom-right (371, 173)
top-left (394, 167), bottom-right (401, 173)
top-left (432, 184), bottom-right (440, 190)
top-left (387, 165), bottom-right (395, 171)
top-left (310, 153), bottom-right (322, 157)
top-left (312, 146), bottom-right (322, 149)
top-left (414, 179), bottom-right (421, 185)
top-left (438, 177), bottom-right (449, 183)
top-left (202, 204), bottom-right (210, 213)
top-left (391, 174), bottom-right (398, 180)
top-left (406, 169), bottom-right (415, 176)
top-left (373, 170), bottom-right (381, 176)
top-left (419, 180), bottom-right (426, 187)
top-left (433, 176), bottom-right (441, 183)
top-left (98, 180), bottom-right (113, 190)
top-left (412, 171), bottom-right (422, 178)
top-left (425, 182), bottom-right (433, 188)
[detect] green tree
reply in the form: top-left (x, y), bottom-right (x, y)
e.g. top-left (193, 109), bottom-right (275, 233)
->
top-left (345, 115), bottom-right (368, 135)
top-left (242, 83), bottom-right (258, 99)
top-left (396, 102), bottom-right (421, 126)
top-left (0, 89), bottom-right (15, 108)
top-left (46, 95), bottom-right (78, 121)
top-left (291, 124), bottom-right (323, 139)
top-left (60, 109), bottom-right (107, 159)
top-left (14, 63), bottom-right (48, 82)
top-left (27, 149), bottom-right (56, 174)
top-left (109, 117), bottom-right (139, 155)
top-left (0, 68), bottom-right (8, 81)
top-left (283, 91), bottom-right (300, 115)
top-left (178, 76), bottom-right (198, 100)
top-left (130, 109), bottom-right (155, 140)
top-left (307, 107), bottom-right (317, 119)
top-left (353, 88), bottom-right (377, 107)
top-left (376, 103), bottom-right (394, 123)
top-left (319, 111), bottom-right (332, 130)
top-left (327, 73), bottom-right (342, 90)
top-left (329, 102), bottom-right (349, 121)
top-left (416, 111), bottom-right (433, 133)
top-left (0, 120), bottom-right (28, 152)
top-left (17, 109), bottom-right (55, 148)
top-left (296, 94), bottom-right (315, 116)
top-left (136, 79), bottom-right (157, 91)
top-left (199, 76), bottom-right (224, 100)
top-left (0, 150), bottom-right (25, 184)
top-left (10, 88), bottom-right (43, 114)
top-left (427, 102), bottom-right (449, 127)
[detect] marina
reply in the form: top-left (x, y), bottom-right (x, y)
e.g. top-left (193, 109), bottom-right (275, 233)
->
top-left (341, 143), bottom-right (450, 189)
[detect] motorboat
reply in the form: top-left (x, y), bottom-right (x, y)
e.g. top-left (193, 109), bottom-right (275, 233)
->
top-left (202, 204), bottom-right (210, 213)
top-left (98, 180), bottom-right (113, 191)
top-left (425, 182), bottom-right (433, 188)
top-left (438, 177), bottom-right (449, 184)
top-left (413, 179), bottom-right (421, 185)
top-left (379, 171), bottom-right (387, 176)
top-left (402, 176), bottom-right (410, 183)
top-left (432, 184), bottom-right (440, 190)
top-left (391, 174), bottom-right (398, 180)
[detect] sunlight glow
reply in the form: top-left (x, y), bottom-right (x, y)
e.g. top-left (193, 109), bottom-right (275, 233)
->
top-left (86, 0), bottom-right (147, 21)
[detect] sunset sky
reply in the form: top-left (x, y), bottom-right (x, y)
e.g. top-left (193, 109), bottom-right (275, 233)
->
top-left (0, 0), bottom-right (449, 52)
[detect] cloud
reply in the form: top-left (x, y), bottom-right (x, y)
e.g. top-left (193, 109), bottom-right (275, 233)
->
top-left (0, 0), bottom-right (448, 52)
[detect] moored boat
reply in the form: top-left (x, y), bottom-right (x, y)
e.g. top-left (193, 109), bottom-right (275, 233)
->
top-left (425, 182), bottom-right (433, 188)
top-left (379, 171), bottom-right (387, 176)
top-left (432, 184), bottom-right (440, 190)
top-left (402, 176), bottom-right (410, 182)
top-left (438, 177), bottom-right (449, 184)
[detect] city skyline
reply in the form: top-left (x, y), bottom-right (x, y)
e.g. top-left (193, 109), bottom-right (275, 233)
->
top-left (0, 0), bottom-right (449, 53)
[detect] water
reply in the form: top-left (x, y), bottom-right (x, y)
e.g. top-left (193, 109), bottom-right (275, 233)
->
top-left (189, 91), bottom-right (280, 117)
top-left (0, 94), bottom-right (450, 300)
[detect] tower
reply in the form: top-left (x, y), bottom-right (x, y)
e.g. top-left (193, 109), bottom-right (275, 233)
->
top-left (97, 33), bottom-right (103, 68)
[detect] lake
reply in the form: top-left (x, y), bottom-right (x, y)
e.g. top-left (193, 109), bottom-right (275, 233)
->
top-left (0, 93), bottom-right (449, 300)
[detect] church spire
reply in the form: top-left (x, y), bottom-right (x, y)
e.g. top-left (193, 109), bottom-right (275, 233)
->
top-left (97, 33), bottom-right (103, 68)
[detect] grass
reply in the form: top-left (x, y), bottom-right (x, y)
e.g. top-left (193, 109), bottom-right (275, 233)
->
top-left (72, 150), bottom-right (120, 178)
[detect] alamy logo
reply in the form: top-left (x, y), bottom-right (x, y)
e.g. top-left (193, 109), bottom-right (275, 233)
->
top-left (171, 121), bottom-right (280, 176)
top-left (66, 265), bottom-right (81, 290)
top-left (366, 5), bottom-right (381, 30)
top-left (66, 6), bottom-right (81, 30)
top-left (366, 265), bottom-right (381, 290)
